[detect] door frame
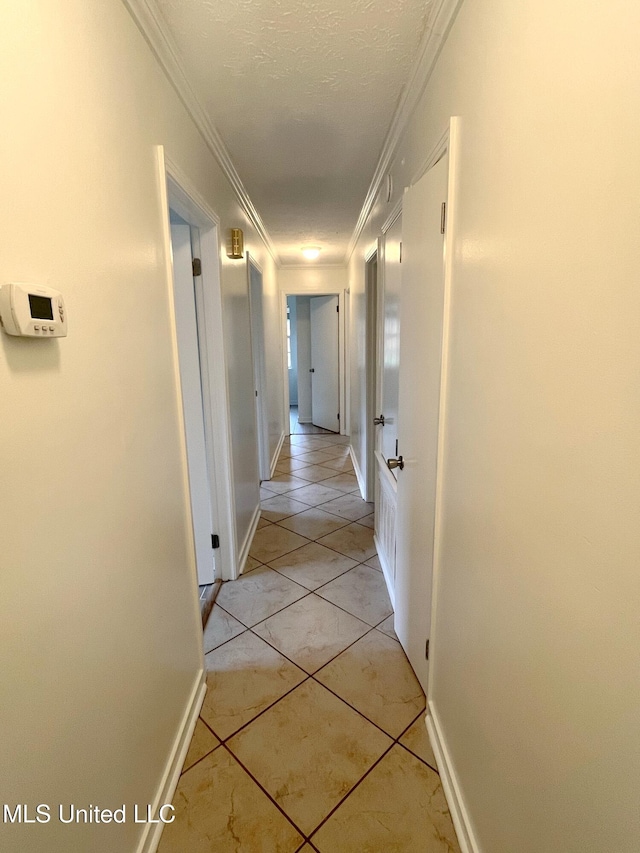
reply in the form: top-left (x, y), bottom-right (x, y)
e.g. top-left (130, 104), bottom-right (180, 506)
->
top-left (279, 287), bottom-right (347, 435)
top-left (157, 146), bottom-right (238, 583)
top-left (364, 245), bottom-right (379, 502)
top-left (418, 118), bottom-right (460, 703)
top-left (247, 253), bottom-right (271, 480)
top-left (309, 294), bottom-right (341, 433)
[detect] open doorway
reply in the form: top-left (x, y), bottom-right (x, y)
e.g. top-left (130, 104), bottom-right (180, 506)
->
top-left (158, 148), bottom-right (238, 612)
top-left (285, 294), bottom-right (341, 435)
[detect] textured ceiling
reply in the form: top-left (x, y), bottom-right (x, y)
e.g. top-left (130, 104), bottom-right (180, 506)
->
top-left (155, 0), bottom-right (433, 264)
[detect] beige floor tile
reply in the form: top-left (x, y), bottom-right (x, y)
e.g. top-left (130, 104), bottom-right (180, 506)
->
top-left (322, 472), bottom-right (360, 493)
top-left (261, 473), bottom-right (309, 494)
top-left (289, 434), bottom-right (329, 446)
top-left (292, 464), bottom-right (338, 482)
top-left (227, 680), bottom-right (392, 835)
top-left (376, 613), bottom-right (397, 639)
top-left (296, 449), bottom-right (344, 465)
top-left (159, 747), bottom-right (303, 853)
top-left (318, 434), bottom-right (350, 446)
top-left (181, 719), bottom-right (219, 773)
top-left (312, 746), bottom-right (460, 853)
top-left (201, 631), bottom-right (306, 739)
top-left (364, 553), bottom-right (382, 571)
top-left (321, 493), bottom-right (373, 521)
top-left (243, 555), bottom-right (262, 573)
top-left (286, 443), bottom-right (317, 457)
top-left (277, 508), bottom-right (350, 540)
top-left (275, 456), bottom-right (312, 473)
top-left (249, 526), bottom-right (311, 564)
top-left (257, 516), bottom-right (273, 529)
top-left (317, 523), bottom-right (377, 561)
top-left (252, 594), bottom-right (370, 673)
top-left (321, 455), bottom-right (354, 472)
top-left (203, 605), bottom-right (245, 653)
top-left (268, 542), bottom-right (358, 590)
top-left (316, 564), bottom-right (392, 626)
top-left (286, 482), bottom-right (343, 507)
top-left (261, 494), bottom-right (310, 522)
top-left (216, 566), bottom-right (308, 626)
top-left (358, 513), bottom-right (375, 529)
top-left (314, 630), bottom-right (425, 737)
top-left (260, 485), bottom-right (275, 500)
top-left (400, 715), bottom-right (438, 770)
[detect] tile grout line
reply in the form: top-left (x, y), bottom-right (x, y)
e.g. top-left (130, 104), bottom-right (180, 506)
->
top-left (218, 741), bottom-right (312, 844)
top-left (307, 741), bottom-right (397, 844)
top-left (305, 711), bottom-right (439, 842)
top-left (254, 522), bottom-right (376, 567)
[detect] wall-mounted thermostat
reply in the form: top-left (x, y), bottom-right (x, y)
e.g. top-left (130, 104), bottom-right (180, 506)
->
top-left (0, 283), bottom-right (67, 337)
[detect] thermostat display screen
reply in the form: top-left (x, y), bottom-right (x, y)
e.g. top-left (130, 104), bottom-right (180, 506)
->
top-left (28, 294), bottom-right (54, 320)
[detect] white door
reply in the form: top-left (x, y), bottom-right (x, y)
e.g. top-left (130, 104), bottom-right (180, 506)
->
top-left (248, 258), bottom-right (270, 480)
top-left (394, 154), bottom-right (449, 692)
top-left (310, 295), bottom-right (340, 432)
top-left (378, 215), bottom-right (402, 470)
top-left (373, 215), bottom-right (402, 599)
top-left (170, 221), bottom-right (215, 586)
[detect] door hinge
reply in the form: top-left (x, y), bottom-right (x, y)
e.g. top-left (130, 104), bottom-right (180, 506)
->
top-left (399, 241), bottom-right (402, 262)
top-left (336, 304), bottom-right (339, 312)
top-left (425, 639), bottom-right (430, 660)
top-left (395, 439), bottom-right (399, 456)
top-left (440, 202), bottom-right (446, 235)
top-left (211, 534), bottom-right (220, 549)
top-left (192, 257), bottom-right (202, 276)
top-left (337, 413), bottom-right (340, 420)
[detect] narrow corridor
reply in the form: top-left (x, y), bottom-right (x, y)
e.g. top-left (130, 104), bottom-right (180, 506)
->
top-left (160, 433), bottom-right (461, 852)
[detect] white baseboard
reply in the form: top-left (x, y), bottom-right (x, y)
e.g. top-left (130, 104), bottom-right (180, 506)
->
top-left (374, 532), bottom-right (395, 609)
top-left (427, 702), bottom-right (481, 853)
top-left (350, 445), bottom-right (366, 499)
top-left (237, 502), bottom-right (261, 576)
top-left (270, 431), bottom-right (286, 477)
top-left (136, 673), bottom-right (206, 853)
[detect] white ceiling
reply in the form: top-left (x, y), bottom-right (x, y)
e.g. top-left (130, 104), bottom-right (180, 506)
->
top-left (154, 0), bottom-right (434, 265)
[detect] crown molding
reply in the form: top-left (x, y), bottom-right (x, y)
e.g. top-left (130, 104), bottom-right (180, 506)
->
top-left (345, 0), bottom-right (464, 262)
top-left (121, 0), bottom-right (280, 265)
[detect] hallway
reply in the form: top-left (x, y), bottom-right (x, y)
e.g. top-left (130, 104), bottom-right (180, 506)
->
top-left (159, 432), bottom-right (461, 851)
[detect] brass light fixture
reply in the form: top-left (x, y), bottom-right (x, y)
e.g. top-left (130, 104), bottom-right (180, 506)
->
top-left (227, 228), bottom-right (244, 259)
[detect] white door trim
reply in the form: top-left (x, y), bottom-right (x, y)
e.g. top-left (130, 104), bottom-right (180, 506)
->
top-left (364, 251), bottom-right (379, 502)
top-left (279, 287), bottom-right (347, 435)
top-left (157, 146), bottom-right (238, 582)
top-left (425, 117), bottom-right (461, 700)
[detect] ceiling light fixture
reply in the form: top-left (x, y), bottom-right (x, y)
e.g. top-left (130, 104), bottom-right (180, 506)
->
top-left (301, 246), bottom-right (321, 261)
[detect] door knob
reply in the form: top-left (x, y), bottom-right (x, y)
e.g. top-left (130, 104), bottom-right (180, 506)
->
top-left (373, 414), bottom-right (385, 425)
top-left (387, 455), bottom-right (404, 471)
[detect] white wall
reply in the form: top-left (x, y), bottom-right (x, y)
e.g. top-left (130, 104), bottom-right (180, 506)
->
top-left (348, 1), bottom-right (640, 851)
top-left (287, 296), bottom-right (298, 405)
top-left (0, 2), bottom-right (276, 851)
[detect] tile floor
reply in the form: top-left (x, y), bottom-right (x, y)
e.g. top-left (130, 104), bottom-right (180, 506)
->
top-left (159, 432), bottom-right (461, 853)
